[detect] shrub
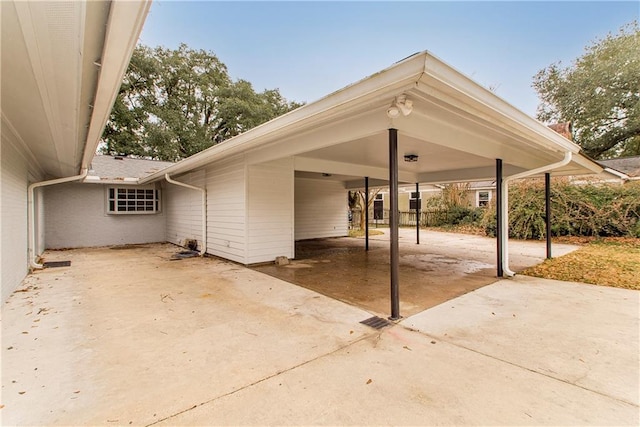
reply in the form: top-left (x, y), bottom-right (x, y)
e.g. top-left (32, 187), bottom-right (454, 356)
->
top-left (482, 179), bottom-right (640, 239)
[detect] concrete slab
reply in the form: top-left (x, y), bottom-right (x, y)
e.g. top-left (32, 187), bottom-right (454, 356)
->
top-left (1, 244), bottom-right (374, 426)
top-left (156, 325), bottom-right (638, 426)
top-left (404, 275), bottom-right (640, 407)
top-left (3, 243), bottom-right (637, 426)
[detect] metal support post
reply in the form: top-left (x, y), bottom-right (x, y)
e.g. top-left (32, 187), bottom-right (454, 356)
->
top-left (496, 159), bottom-right (504, 277)
top-left (365, 176), bottom-right (369, 251)
top-left (389, 129), bottom-right (400, 320)
top-left (415, 182), bottom-right (420, 245)
top-left (545, 172), bottom-right (552, 259)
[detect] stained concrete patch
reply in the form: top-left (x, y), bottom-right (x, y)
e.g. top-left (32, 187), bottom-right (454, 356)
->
top-left (253, 229), bottom-right (580, 317)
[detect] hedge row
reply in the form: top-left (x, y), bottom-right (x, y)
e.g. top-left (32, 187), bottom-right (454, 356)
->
top-left (480, 179), bottom-right (640, 239)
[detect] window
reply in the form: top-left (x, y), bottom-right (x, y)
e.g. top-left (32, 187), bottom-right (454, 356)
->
top-left (108, 187), bottom-right (160, 214)
top-left (373, 193), bottom-right (384, 220)
top-left (409, 191), bottom-right (421, 210)
top-left (477, 190), bottom-right (491, 207)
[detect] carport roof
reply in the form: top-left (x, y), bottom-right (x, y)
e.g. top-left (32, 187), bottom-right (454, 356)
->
top-left (141, 51), bottom-right (602, 185)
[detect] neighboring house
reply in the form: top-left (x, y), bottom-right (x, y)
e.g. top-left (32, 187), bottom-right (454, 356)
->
top-left (44, 156), bottom-right (173, 249)
top-left (598, 156), bottom-right (640, 181)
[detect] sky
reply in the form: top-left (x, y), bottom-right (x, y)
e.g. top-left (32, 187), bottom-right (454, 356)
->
top-left (139, 1), bottom-right (638, 117)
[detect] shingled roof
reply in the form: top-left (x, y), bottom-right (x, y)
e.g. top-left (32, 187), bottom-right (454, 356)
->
top-left (88, 155), bottom-right (174, 180)
top-left (598, 156), bottom-right (640, 178)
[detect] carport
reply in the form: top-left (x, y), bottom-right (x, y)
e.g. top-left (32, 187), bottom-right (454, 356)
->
top-left (142, 51), bottom-right (603, 320)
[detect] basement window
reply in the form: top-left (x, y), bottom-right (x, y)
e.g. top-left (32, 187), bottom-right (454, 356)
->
top-left (107, 187), bottom-right (160, 214)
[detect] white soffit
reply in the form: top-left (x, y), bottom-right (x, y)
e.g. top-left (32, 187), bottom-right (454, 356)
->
top-left (0, 0), bottom-right (150, 179)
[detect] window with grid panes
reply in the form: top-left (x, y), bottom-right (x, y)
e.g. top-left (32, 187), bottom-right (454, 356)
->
top-left (108, 187), bottom-right (160, 214)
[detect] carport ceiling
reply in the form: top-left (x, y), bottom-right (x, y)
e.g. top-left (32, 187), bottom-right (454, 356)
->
top-left (143, 51), bottom-right (602, 185)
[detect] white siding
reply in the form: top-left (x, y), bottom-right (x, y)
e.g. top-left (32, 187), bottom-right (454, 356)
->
top-left (246, 158), bottom-right (294, 264)
top-left (1, 138), bottom-right (30, 301)
top-left (295, 178), bottom-right (348, 241)
top-left (165, 170), bottom-right (205, 250)
top-left (44, 183), bottom-right (166, 248)
top-left (204, 155), bottom-right (247, 263)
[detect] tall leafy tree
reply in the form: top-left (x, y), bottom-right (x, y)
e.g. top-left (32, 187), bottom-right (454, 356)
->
top-left (101, 44), bottom-right (303, 161)
top-left (533, 22), bottom-right (640, 159)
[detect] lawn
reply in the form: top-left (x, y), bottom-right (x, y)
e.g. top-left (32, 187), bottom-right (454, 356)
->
top-left (522, 238), bottom-right (640, 290)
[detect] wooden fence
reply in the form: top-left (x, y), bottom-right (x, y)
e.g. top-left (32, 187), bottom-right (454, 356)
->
top-left (349, 208), bottom-right (450, 229)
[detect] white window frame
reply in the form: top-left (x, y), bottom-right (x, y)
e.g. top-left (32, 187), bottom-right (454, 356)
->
top-left (476, 190), bottom-right (492, 207)
top-left (106, 186), bottom-right (161, 215)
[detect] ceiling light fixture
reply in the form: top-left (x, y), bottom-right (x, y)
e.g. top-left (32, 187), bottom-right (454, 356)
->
top-left (387, 95), bottom-right (413, 118)
top-left (404, 154), bottom-right (419, 162)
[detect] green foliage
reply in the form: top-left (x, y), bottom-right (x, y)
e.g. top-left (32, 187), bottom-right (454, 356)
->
top-left (101, 44), bottom-right (304, 161)
top-left (481, 179), bottom-right (640, 239)
top-left (533, 21), bottom-right (640, 159)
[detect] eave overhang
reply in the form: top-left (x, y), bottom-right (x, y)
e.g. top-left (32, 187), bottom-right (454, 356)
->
top-left (141, 51), bottom-right (603, 185)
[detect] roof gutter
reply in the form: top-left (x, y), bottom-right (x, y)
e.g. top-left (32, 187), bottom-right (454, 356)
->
top-left (28, 168), bottom-right (89, 269)
top-left (501, 151), bottom-right (573, 277)
top-left (164, 173), bottom-right (207, 256)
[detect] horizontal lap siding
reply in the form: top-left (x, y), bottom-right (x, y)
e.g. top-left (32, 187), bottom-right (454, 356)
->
top-left (1, 140), bottom-right (29, 301)
top-left (44, 183), bottom-right (166, 249)
top-left (295, 178), bottom-right (348, 240)
top-left (165, 170), bottom-right (205, 249)
top-left (247, 158), bottom-right (294, 264)
top-left (205, 156), bottom-right (246, 263)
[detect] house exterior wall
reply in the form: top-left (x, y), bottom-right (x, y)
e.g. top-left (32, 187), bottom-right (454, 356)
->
top-left (165, 170), bottom-right (205, 250)
top-left (295, 178), bottom-right (348, 241)
top-left (1, 137), bottom-right (31, 301)
top-left (246, 158), bottom-right (294, 264)
top-left (44, 182), bottom-right (166, 249)
top-left (204, 155), bottom-right (247, 263)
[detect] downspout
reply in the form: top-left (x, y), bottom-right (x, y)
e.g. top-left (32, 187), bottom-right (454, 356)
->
top-left (165, 174), bottom-right (207, 256)
top-left (28, 168), bottom-right (89, 269)
top-left (501, 151), bottom-right (572, 277)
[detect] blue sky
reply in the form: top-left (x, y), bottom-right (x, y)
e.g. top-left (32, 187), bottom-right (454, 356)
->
top-left (140, 1), bottom-right (638, 117)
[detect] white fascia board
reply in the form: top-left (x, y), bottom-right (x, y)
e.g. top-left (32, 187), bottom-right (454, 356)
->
top-left (140, 52), bottom-right (431, 184)
top-left (602, 167), bottom-right (629, 181)
top-left (527, 152), bottom-right (604, 177)
top-left (82, 0), bottom-right (152, 170)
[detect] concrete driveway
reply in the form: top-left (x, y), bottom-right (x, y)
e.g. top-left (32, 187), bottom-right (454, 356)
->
top-left (2, 242), bottom-right (638, 425)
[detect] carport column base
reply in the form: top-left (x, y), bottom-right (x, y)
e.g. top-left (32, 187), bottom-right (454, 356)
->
top-left (389, 128), bottom-right (400, 320)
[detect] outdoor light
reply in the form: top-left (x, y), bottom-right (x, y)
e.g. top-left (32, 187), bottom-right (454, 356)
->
top-left (386, 95), bottom-right (413, 118)
top-left (404, 154), bottom-right (419, 162)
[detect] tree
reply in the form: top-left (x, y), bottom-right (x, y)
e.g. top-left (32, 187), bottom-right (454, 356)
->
top-left (533, 21), bottom-right (640, 159)
top-left (349, 189), bottom-right (381, 230)
top-left (101, 44), bottom-right (304, 161)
